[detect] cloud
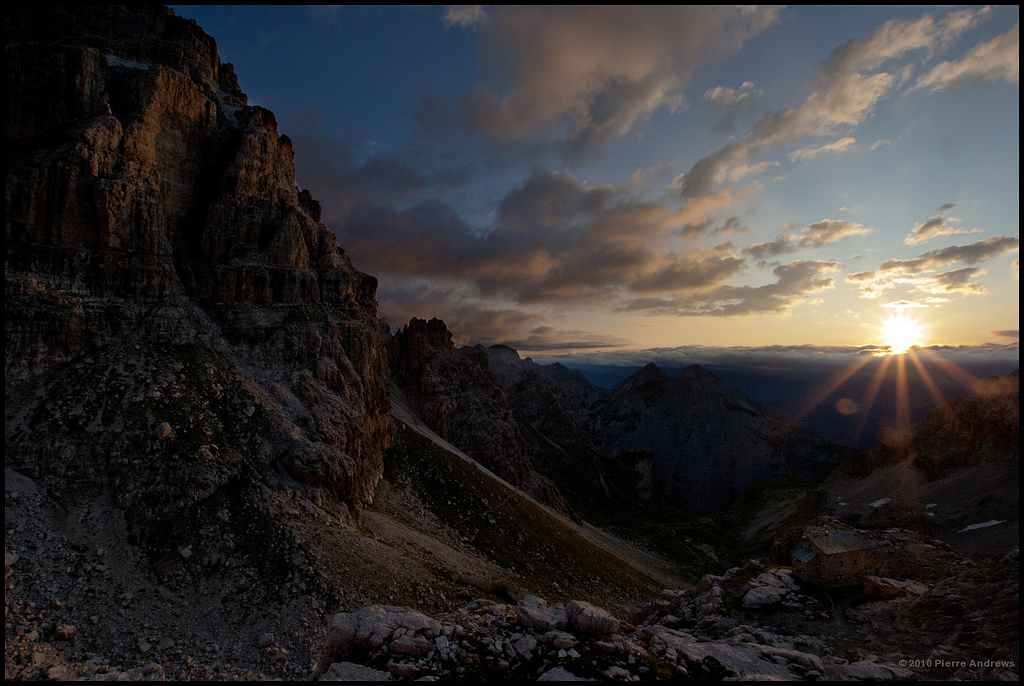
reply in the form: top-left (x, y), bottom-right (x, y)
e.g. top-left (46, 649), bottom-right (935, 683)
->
top-left (459, 6), bottom-right (781, 155)
top-left (926, 267), bottom-right (989, 295)
top-left (624, 259), bottom-right (840, 317)
top-left (915, 24), bottom-right (1019, 91)
top-left (535, 341), bottom-right (1020, 372)
top-left (797, 219), bottom-right (872, 249)
top-left (500, 327), bottom-right (633, 352)
top-left (628, 250), bottom-right (745, 294)
top-left (881, 299), bottom-right (928, 311)
top-left (705, 81), bottom-right (763, 135)
top-left (877, 236), bottom-right (1020, 273)
top-left (742, 237), bottom-right (797, 263)
top-left (993, 329), bottom-right (1019, 340)
top-left (334, 167), bottom-right (748, 310)
top-left (788, 136), bottom-right (857, 162)
top-left (847, 236), bottom-right (1019, 298)
top-left (377, 278), bottom-right (542, 344)
top-left (705, 81), bottom-right (760, 107)
top-left (445, 5), bottom-right (486, 29)
top-left (904, 215), bottom-right (979, 245)
top-left (675, 9), bottom-right (983, 202)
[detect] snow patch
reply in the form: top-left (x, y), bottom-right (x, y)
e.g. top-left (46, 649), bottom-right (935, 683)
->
top-left (958, 520), bottom-right (1006, 533)
top-left (106, 54), bottom-right (149, 71)
top-left (869, 498), bottom-right (890, 508)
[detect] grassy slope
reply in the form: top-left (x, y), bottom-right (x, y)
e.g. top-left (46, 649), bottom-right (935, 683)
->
top-left (382, 418), bottom-right (666, 611)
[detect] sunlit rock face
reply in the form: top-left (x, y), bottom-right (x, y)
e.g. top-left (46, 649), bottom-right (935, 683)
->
top-left (5, 5), bottom-right (390, 522)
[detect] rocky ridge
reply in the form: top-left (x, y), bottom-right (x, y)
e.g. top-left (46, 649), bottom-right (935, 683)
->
top-left (472, 345), bottom-right (851, 514)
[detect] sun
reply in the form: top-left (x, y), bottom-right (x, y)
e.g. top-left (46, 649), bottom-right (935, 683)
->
top-left (880, 311), bottom-right (926, 354)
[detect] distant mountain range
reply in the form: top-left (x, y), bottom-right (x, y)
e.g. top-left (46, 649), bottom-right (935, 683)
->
top-left (458, 344), bottom-right (851, 515)
top-left (559, 354), bottom-right (1018, 449)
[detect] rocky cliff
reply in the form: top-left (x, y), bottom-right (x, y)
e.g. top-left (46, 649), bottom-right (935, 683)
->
top-left (5, 5), bottom-right (391, 528)
top-left (390, 319), bottom-right (568, 512)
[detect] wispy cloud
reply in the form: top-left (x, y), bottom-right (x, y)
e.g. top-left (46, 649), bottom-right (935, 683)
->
top-left (444, 5), bottom-right (486, 30)
top-left (797, 219), bottom-right (871, 249)
top-left (905, 215), bottom-right (979, 245)
top-left (456, 6), bottom-right (781, 157)
top-left (675, 9), bottom-right (983, 203)
top-left (915, 23), bottom-right (1019, 91)
top-left (848, 236), bottom-right (1020, 298)
top-left (788, 136), bottom-right (857, 162)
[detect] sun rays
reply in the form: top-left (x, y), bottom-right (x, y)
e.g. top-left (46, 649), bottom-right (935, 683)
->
top-left (790, 306), bottom-right (989, 448)
top-left (879, 311), bottom-right (926, 355)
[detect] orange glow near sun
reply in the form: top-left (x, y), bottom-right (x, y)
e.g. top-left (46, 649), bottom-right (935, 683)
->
top-left (879, 311), bottom-right (926, 354)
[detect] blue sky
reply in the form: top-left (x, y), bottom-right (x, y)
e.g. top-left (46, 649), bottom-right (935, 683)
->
top-left (173, 5), bottom-right (1019, 356)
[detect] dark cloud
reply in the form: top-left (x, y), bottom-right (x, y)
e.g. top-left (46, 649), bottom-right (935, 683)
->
top-left (332, 167), bottom-right (743, 309)
top-left (501, 328), bottom-right (633, 352)
top-left (628, 251), bottom-right (745, 294)
top-left (742, 237), bottom-right (797, 263)
top-left (377, 279), bottom-right (541, 345)
top-left (458, 6), bottom-right (781, 157)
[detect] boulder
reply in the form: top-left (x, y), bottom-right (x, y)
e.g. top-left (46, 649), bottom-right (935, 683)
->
top-left (566, 600), bottom-right (620, 635)
top-left (517, 595), bottom-right (569, 632)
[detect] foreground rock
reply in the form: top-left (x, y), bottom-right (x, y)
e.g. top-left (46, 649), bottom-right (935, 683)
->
top-left (318, 592), bottom-right (913, 681)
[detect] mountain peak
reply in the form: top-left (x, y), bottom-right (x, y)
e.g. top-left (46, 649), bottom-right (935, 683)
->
top-left (636, 361), bottom-right (668, 380)
top-left (610, 362), bottom-right (668, 395)
top-left (678, 363), bottom-right (717, 380)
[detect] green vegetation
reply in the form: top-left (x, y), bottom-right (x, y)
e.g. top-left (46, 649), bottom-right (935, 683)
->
top-left (383, 421), bottom-right (661, 605)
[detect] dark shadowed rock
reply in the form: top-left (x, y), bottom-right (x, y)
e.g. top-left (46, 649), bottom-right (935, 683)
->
top-left (6, 5), bottom-right (390, 528)
top-left (592, 363), bottom-right (849, 512)
top-left (390, 319), bottom-right (568, 512)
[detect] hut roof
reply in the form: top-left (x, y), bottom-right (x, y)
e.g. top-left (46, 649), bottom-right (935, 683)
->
top-left (808, 532), bottom-right (877, 555)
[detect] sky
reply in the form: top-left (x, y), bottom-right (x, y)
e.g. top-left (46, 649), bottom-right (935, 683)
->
top-left (173, 5), bottom-right (1019, 359)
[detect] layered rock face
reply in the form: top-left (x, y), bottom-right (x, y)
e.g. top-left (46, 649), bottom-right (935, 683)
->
top-left (5, 6), bottom-right (390, 524)
top-left (390, 319), bottom-right (567, 511)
